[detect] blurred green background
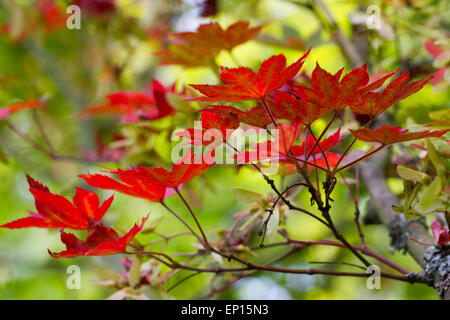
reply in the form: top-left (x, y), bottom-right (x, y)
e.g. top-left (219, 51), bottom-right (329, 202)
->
top-left (0, 0), bottom-right (448, 299)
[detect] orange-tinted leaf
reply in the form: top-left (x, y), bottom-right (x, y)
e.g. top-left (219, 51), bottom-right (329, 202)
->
top-left (174, 21), bottom-right (264, 52)
top-left (156, 21), bottom-right (264, 67)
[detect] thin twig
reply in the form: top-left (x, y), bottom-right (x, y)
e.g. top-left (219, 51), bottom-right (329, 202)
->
top-left (175, 188), bottom-right (210, 249)
top-left (160, 201), bottom-right (205, 247)
top-left (167, 271), bottom-right (202, 292)
top-left (340, 172), bottom-right (366, 247)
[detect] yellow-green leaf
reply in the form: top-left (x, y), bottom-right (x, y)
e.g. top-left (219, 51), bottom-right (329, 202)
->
top-left (128, 256), bottom-right (142, 288)
top-left (166, 93), bottom-right (192, 112)
top-left (427, 139), bottom-right (446, 178)
top-left (402, 180), bottom-right (413, 220)
top-left (397, 165), bottom-right (430, 183)
top-left (231, 187), bottom-right (264, 203)
top-left (264, 207), bottom-right (280, 239)
top-left (417, 177), bottom-right (443, 211)
top-left (141, 216), bottom-right (164, 234)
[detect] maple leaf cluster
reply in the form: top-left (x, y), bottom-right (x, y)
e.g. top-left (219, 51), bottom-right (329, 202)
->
top-left (0, 154), bottom-right (212, 257)
top-left (1, 19), bottom-right (448, 259)
top-left (0, 175), bottom-right (146, 258)
top-left (80, 152), bottom-right (212, 202)
top-left (0, 0), bottom-right (448, 301)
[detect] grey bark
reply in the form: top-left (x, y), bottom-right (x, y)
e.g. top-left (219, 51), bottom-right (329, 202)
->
top-left (361, 149), bottom-right (450, 299)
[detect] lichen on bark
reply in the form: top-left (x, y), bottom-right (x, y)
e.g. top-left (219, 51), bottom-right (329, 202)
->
top-left (424, 246), bottom-right (450, 299)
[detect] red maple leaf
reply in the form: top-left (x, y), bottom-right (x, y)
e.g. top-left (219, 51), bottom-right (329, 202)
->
top-left (156, 21), bottom-right (264, 67)
top-left (267, 91), bottom-right (329, 125)
top-left (175, 110), bottom-right (241, 147)
top-left (280, 152), bottom-right (342, 173)
top-left (49, 215), bottom-right (148, 258)
top-left (190, 50), bottom-right (310, 102)
top-left (80, 80), bottom-right (176, 122)
top-left (350, 73), bottom-right (433, 117)
top-left (201, 105), bottom-right (272, 128)
top-left (310, 152), bottom-right (341, 169)
top-left (290, 128), bottom-right (342, 157)
top-left (0, 99), bottom-right (45, 120)
top-left (235, 120), bottom-right (302, 163)
top-left (80, 153), bottom-right (212, 200)
top-left (289, 63), bottom-right (398, 112)
top-left (350, 125), bottom-right (448, 145)
top-left (0, 175), bottom-right (114, 230)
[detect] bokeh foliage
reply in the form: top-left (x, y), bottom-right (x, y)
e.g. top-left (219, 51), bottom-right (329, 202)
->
top-left (0, 0), bottom-right (448, 299)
